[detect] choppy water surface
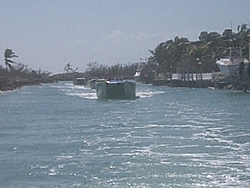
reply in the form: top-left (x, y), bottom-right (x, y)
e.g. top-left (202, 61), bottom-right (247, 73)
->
top-left (0, 82), bottom-right (250, 187)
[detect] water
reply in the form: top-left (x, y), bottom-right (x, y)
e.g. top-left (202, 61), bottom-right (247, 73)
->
top-left (0, 82), bottom-right (250, 188)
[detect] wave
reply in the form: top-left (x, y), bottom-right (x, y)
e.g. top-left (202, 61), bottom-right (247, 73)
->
top-left (136, 90), bottom-right (165, 98)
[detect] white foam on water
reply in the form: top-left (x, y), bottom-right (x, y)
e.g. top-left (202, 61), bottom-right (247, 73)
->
top-left (136, 91), bottom-right (165, 98)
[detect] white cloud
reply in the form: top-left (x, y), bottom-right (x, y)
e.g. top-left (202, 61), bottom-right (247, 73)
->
top-left (103, 30), bottom-right (165, 43)
top-left (103, 30), bottom-right (124, 41)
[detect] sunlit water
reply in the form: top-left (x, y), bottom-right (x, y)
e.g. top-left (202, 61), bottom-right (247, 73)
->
top-left (0, 82), bottom-right (250, 188)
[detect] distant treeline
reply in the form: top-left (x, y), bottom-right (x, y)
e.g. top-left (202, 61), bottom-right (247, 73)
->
top-left (1, 23), bottom-right (250, 91)
top-left (84, 24), bottom-right (250, 79)
top-left (145, 24), bottom-right (250, 76)
top-left (85, 62), bottom-right (137, 79)
top-left (0, 63), bottom-right (52, 91)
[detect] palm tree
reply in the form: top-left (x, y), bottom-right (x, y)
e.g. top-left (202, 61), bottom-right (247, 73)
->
top-left (170, 36), bottom-right (189, 73)
top-left (233, 24), bottom-right (250, 59)
top-left (64, 63), bottom-right (78, 73)
top-left (149, 36), bottom-right (189, 76)
top-left (4, 49), bottom-right (18, 72)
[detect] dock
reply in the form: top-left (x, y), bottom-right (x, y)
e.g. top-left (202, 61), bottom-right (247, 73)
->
top-left (152, 72), bottom-right (220, 88)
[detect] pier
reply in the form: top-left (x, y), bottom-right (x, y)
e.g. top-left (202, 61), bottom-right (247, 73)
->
top-left (151, 72), bottom-right (220, 88)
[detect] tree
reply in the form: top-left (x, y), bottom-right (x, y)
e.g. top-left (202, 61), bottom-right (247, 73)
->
top-left (233, 24), bottom-right (250, 58)
top-left (149, 36), bottom-right (189, 75)
top-left (198, 31), bottom-right (209, 41)
top-left (4, 49), bottom-right (18, 72)
top-left (64, 63), bottom-right (78, 73)
top-left (169, 36), bottom-right (189, 73)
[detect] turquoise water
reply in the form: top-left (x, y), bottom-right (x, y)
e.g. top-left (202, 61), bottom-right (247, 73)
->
top-left (1, 82), bottom-right (250, 188)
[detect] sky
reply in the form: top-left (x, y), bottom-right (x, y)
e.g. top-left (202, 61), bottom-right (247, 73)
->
top-left (1, 0), bottom-right (250, 73)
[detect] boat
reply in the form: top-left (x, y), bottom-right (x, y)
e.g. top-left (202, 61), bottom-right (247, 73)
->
top-left (134, 59), bottom-right (146, 82)
top-left (216, 48), bottom-right (249, 77)
top-left (134, 71), bottom-right (141, 82)
top-left (95, 80), bottom-right (136, 100)
top-left (73, 78), bottom-right (87, 85)
top-left (86, 78), bottom-right (106, 89)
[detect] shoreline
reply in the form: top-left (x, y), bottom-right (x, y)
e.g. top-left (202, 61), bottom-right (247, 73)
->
top-left (0, 72), bottom-right (84, 93)
top-left (0, 78), bottom-right (55, 93)
top-left (1, 73), bottom-right (249, 94)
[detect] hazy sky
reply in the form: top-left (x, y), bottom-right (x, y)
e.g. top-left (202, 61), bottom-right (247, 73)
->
top-left (1, 0), bottom-right (250, 73)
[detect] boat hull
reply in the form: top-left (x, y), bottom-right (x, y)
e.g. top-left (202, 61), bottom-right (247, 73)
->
top-left (134, 71), bottom-right (141, 82)
top-left (73, 78), bottom-right (87, 85)
top-left (86, 79), bottom-right (106, 89)
top-left (216, 57), bottom-right (248, 77)
top-left (216, 61), bottom-right (239, 77)
top-left (96, 81), bottom-right (136, 100)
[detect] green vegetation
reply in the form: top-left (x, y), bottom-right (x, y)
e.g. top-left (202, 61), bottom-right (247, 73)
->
top-left (1, 23), bottom-right (250, 91)
top-left (84, 24), bottom-right (250, 82)
top-left (85, 62), bottom-right (137, 79)
top-left (64, 63), bottom-right (78, 73)
top-left (0, 50), bottom-right (53, 91)
top-left (4, 49), bottom-right (18, 72)
top-left (146, 24), bottom-right (250, 76)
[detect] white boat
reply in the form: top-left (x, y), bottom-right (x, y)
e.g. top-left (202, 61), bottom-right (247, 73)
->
top-left (134, 59), bottom-right (146, 82)
top-left (73, 78), bottom-right (87, 85)
top-left (85, 79), bottom-right (105, 89)
top-left (134, 71), bottom-right (141, 82)
top-left (216, 48), bottom-right (249, 77)
top-left (95, 80), bottom-right (136, 100)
